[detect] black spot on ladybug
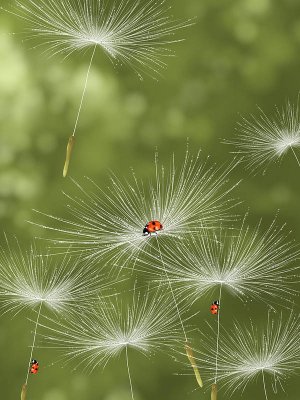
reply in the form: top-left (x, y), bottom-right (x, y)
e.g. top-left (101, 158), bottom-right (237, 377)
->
top-left (152, 221), bottom-right (156, 225)
top-left (160, 224), bottom-right (163, 229)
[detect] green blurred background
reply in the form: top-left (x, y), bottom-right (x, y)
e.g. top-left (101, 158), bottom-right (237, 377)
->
top-left (0, 0), bottom-right (300, 399)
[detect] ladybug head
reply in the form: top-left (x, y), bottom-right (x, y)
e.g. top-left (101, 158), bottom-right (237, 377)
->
top-left (142, 227), bottom-right (149, 236)
top-left (31, 359), bottom-right (38, 364)
top-left (213, 300), bottom-right (220, 306)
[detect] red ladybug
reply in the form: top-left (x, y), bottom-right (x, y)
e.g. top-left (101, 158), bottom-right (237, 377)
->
top-left (30, 359), bottom-right (39, 375)
top-left (143, 220), bottom-right (163, 236)
top-left (210, 300), bottom-right (220, 315)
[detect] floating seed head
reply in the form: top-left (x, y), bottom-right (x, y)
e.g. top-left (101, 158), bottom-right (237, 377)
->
top-left (38, 289), bottom-right (184, 370)
top-left (0, 236), bottom-right (112, 316)
top-left (225, 99), bottom-right (300, 173)
top-left (32, 150), bottom-right (240, 266)
top-left (147, 216), bottom-right (300, 307)
top-left (193, 313), bottom-right (300, 397)
top-left (11, 0), bottom-right (193, 78)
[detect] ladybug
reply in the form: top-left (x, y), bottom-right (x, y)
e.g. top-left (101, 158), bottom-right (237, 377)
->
top-left (143, 220), bottom-right (163, 236)
top-left (210, 300), bottom-right (220, 315)
top-left (29, 359), bottom-right (39, 375)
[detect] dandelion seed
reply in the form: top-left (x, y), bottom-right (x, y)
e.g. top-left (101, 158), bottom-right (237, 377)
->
top-left (225, 99), bottom-right (300, 173)
top-left (0, 236), bottom-right (115, 393)
top-left (31, 149), bottom-right (240, 265)
top-left (12, 0), bottom-right (191, 75)
top-left (38, 290), bottom-right (184, 399)
top-left (9, 0), bottom-right (193, 175)
top-left (193, 312), bottom-right (300, 399)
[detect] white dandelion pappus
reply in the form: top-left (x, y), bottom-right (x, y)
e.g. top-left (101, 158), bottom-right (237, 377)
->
top-left (225, 99), bottom-right (300, 173)
top-left (38, 290), bottom-right (184, 399)
top-left (193, 312), bottom-right (300, 399)
top-left (147, 216), bottom-right (300, 306)
top-left (32, 150), bottom-right (240, 265)
top-left (0, 237), bottom-right (108, 316)
top-left (39, 290), bottom-right (183, 364)
top-left (13, 0), bottom-right (191, 77)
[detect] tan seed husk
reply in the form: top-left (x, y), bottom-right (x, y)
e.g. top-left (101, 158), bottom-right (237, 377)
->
top-left (63, 135), bottom-right (75, 177)
top-left (185, 341), bottom-right (203, 388)
top-left (21, 383), bottom-right (27, 400)
top-left (211, 383), bottom-right (217, 400)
